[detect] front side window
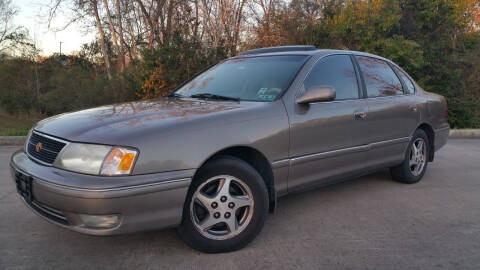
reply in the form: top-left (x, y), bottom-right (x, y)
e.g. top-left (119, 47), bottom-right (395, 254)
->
top-left (394, 66), bottom-right (416, 94)
top-left (356, 56), bottom-right (403, 97)
top-left (175, 56), bottom-right (307, 101)
top-left (304, 55), bottom-right (359, 100)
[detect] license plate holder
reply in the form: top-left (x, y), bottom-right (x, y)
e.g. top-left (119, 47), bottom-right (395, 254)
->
top-left (15, 170), bottom-right (33, 203)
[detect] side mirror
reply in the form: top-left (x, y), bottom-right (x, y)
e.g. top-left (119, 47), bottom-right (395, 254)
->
top-left (296, 86), bottom-right (336, 104)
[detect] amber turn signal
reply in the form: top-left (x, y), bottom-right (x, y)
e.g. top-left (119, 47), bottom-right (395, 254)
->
top-left (100, 147), bottom-right (138, 176)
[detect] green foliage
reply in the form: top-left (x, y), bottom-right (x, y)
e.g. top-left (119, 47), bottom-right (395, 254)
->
top-left (0, 54), bottom-right (137, 117)
top-left (311, 0), bottom-right (480, 128)
top-left (375, 36), bottom-right (425, 81)
top-left (0, 111), bottom-right (38, 135)
top-left (0, 34), bottom-right (227, 119)
top-left (0, 58), bottom-right (37, 114)
top-left (1, 129), bottom-right (29, 136)
top-left (140, 33), bottom-right (228, 98)
top-left (1, 0), bottom-right (479, 129)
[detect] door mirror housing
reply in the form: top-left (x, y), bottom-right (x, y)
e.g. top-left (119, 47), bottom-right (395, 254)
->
top-left (296, 86), bottom-right (336, 104)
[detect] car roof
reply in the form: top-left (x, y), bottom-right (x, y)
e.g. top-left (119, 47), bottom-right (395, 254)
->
top-left (232, 47), bottom-right (390, 63)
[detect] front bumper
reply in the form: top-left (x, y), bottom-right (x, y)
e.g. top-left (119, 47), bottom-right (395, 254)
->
top-left (10, 150), bottom-right (193, 235)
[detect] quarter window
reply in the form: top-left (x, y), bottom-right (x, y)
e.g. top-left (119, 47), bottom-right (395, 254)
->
top-left (304, 55), bottom-right (359, 100)
top-left (356, 56), bottom-right (403, 97)
top-left (394, 66), bottom-right (415, 94)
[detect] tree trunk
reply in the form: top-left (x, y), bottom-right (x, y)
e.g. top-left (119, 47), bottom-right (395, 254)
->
top-left (136, 0), bottom-right (162, 48)
top-left (103, 0), bottom-right (124, 72)
top-left (92, 0), bottom-right (112, 79)
top-left (233, 0), bottom-right (247, 55)
top-left (115, 0), bottom-right (126, 69)
top-left (164, 0), bottom-right (175, 44)
top-left (125, 13), bottom-right (139, 61)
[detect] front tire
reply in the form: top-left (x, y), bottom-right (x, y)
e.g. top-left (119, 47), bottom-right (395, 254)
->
top-left (178, 156), bottom-right (269, 253)
top-left (390, 129), bottom-right (429, 184)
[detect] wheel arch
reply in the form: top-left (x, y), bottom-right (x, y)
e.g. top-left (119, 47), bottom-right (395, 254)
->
top-left (416, 123), bottom-right (435, 162)
top-left (193, 146), bottom-right (276, 213)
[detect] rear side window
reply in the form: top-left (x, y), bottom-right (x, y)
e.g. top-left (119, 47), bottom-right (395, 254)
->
top-left (356, 56), bottom-right (403, 97)
top-left (304, 55), bottom-right (359, 100)
top-left (394, 66), bottom-right (415, 94)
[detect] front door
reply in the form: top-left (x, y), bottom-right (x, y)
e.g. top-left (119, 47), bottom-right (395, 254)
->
top-left (284, 54), bottom-right (371, 192)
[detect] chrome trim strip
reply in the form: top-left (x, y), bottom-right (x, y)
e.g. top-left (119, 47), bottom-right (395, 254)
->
top-left (271, 159), bottom-right (290, 169)
top-left (24, 130), bottom-right (32, 152)
top-left (34, 177), bottom-right (192, 193)
top-left (278, 137), bottom-right (412, 167)
top-left (291, 144), bottom-right (370, 166)
top-left (369, 137), bottom-right (410, 149)
top-left (32, 130), bottom-right (70, 144)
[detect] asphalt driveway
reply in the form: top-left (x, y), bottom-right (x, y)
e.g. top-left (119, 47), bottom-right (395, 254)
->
top-left (1, 139), bottom-right (479, 269)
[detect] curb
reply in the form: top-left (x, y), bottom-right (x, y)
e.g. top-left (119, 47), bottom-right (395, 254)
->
top-left (1, 130), bottom-right (480, 146)
top-left (0, 136), bottom-right (26, 146)
top-left (449, 129), bottom-right (480, 139)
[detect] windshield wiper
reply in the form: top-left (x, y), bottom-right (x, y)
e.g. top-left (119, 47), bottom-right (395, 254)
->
top-left (165, 92), bottom-right (185, 98)
top-left (190, 93), bottom-right (240, 102)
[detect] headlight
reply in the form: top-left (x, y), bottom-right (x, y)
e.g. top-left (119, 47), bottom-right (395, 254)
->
top-left (53, 143), bottom-right (138, 176)
top-left (100, 147), bottom-right (137, 176)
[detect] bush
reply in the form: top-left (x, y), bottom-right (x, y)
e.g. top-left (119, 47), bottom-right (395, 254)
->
top-left (139, 34), bottom-right (228, 99)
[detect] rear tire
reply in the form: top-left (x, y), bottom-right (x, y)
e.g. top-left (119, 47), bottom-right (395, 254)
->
top-left (177, 156), bottom-right (268, 253)
top-left (390, 129), bottom-right (430, 184)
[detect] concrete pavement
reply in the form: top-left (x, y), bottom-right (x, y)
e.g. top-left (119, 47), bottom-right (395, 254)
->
top-left (1, 140), bottom-right (480, 269)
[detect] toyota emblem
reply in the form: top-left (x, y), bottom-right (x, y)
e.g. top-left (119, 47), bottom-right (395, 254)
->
top-left (35, 142), bottom-right (43, 152)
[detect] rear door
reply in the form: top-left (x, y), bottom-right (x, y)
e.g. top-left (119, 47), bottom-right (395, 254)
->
top-left (285, 54), bottom-right (370, 191)
top-left (354, 56), bottom-right (419, 169)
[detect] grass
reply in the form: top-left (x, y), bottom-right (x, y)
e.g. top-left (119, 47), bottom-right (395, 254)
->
top-left (1, 129), bottom-right (30, 136)
top-left (0, 111), bottom-right (41, 136)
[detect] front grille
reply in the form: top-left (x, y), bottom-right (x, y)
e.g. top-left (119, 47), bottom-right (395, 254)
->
top-left (27, 132), bottom-right (66, 164)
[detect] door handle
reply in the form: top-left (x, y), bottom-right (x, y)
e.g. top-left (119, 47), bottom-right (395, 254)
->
top-left (409, 105), bottom-right (418, 112)
top-left (354, 112), bottom-right (367, 120)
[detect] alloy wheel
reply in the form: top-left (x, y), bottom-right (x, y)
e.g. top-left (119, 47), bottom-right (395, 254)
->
top-left (190, 175), bottom-right (254, 240)
top-left (409, 138), bottom-right (427, 176)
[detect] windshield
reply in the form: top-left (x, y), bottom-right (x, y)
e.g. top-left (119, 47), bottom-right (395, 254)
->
top-left (175, 55), bottom-right (308, 101)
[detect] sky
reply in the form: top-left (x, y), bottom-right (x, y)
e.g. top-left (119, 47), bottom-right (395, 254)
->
top-left (13, 0), bottom-right (96, 55)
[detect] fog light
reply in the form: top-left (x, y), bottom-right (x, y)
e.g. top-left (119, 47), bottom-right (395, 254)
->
top-left (79, 214), bottom-right (120, 228)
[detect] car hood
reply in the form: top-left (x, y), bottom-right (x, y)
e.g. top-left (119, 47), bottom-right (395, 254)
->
top-left (34, 98), bottom-right (255, 143)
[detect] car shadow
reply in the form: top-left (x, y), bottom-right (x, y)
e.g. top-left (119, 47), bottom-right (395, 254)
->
top-left (44, 170), bottom-right (395, 255)
top-left (3, 168), bottom-right (397, 265)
